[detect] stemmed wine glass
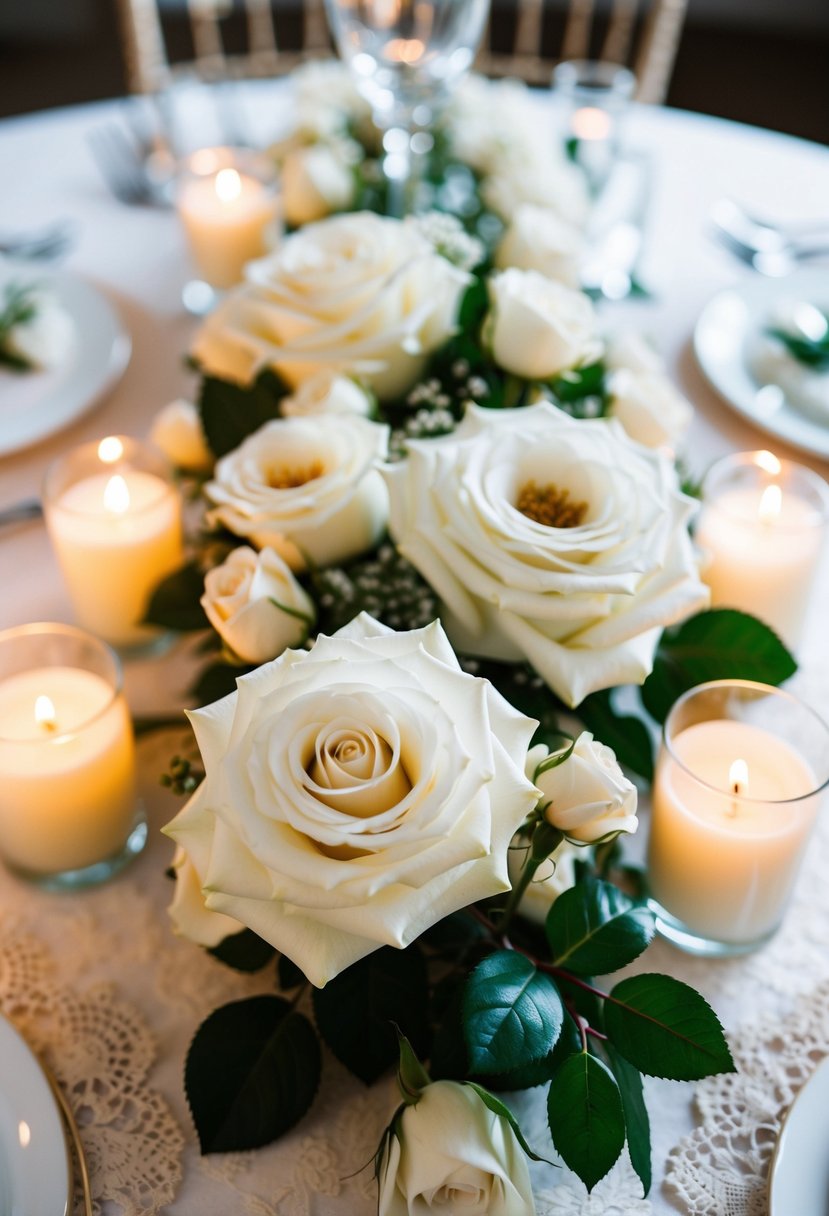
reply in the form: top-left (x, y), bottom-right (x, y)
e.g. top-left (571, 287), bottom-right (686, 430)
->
top-left (324, 0), bottom-right (491, 216)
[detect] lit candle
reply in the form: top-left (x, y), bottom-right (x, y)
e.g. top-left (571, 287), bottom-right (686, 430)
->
top-left (0, 625), bottom-right (138, 882)
top-left (696, 450), bottom-right (829, 650)
top-left (177, 151), bottom-right (279, 289)
top-left (647, 680), bottom-right (828, 953)
top-left (44, 436), bottom-right (183, 649)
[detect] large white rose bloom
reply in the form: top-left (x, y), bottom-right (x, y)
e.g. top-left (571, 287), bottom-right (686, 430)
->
top-left (378, 1080), bottom-right (535, 1216)
top-left (164, 615), bottom-right (539, 987)
top-left (205, 413), bottom-right (389, 571)
top-left (191, 211), bottom-right (471, 399)
top-left (384, 402), bottom-right (709, 707)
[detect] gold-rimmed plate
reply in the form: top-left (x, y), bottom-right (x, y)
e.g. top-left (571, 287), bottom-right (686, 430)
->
top-left (0, 1011), bottom-right (71, 1215)
top-left (768, 1054), bottom-right (829, 1216)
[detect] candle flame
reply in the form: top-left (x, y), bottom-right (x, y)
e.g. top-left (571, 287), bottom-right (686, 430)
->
top-left (572, 107), bottom-right (612, 141)
top-left (103, 473), bottom-right (130, 515)
top-left (18, 1121), bottom-right (31, 1149)
top-left (34, 695), bottom-right (57, 732)
top-left (215, 168), bottom-right (242, 204)
top-left (98, 436), bottom-right (123, 464)
top-left (759, 483), bottom-right (782, 524)
top-left (729, 758), bottom-right (749, 796)
top-left (754, 450), bottom-right (781, 475)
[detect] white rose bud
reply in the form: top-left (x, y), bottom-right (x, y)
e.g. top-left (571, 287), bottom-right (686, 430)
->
top-left (495, 204), bottom-right (583, 289)
top-left (487, 269), bottom-right (601, 380)
top-left (378, 1080), bottom-right (535, 1216)
top-left (527, 734), bottom-right (638, 844)
top-left (282, 144), bottom-right (356, 226)
top-left (149, 399), bottom-right (213, 473)
top-left (280, 370), bottom-right (373, 419)
top-left (607, 367), bottom-right (694, 451)
top-left (507, 835), bottom-right (579, 924)
top-left (201, 546), bottom-right (314, 664)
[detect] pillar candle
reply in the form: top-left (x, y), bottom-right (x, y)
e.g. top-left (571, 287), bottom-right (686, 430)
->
top-left (178, 164), bottom-right (278, 289)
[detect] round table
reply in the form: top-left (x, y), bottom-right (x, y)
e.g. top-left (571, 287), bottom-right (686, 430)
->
top-left (0, 85), bottom-right (828, 1216)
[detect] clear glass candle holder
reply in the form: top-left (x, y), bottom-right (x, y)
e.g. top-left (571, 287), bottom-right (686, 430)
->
top-left (552, 59), bottom-right (636, 192)
top-left (0, 622), bottom-right (146, 890)
top-left (647, 679), bottom-right (829, 957)
top-left (175, 145), bottom-right (280, 310)
top-left (43, 435), bottom-right (183, 655)
top-left (695, 450), bottom-right (829, 651)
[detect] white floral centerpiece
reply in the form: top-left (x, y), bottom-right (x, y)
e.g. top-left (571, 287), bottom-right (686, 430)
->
top-left (150, 68), bottom-right (797, 1206)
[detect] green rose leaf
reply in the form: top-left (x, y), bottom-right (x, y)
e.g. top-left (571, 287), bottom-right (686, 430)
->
top-left (481, 1012), bottom-right (582, 1092)
top-left (547, 1052), bottom-right (626, 1191)
top-left (604, 1043), bottom-right (651, 1196)
top-left (546, 875), bottom-right (655, 975)
top-left (604, 974), bottom-right (736, 1080)
top-left (199, 368), bottom-right (288, 459)
top-left (642, 609), bottom-right (797, 723)
top-left (312, 945), bottom-right (430, 1085)
top-left (186, 995), bottom-right (320, 1153)
top-left (463, 950), bottom-right (564, 1075)
top-left (577, 690), bottom-right (655, 780)
top-left (277, 955), bottom-right (307, 990)
top-left (208, 929), bottom-right (276, 973)
top-left (143, 561), bottom-right (209, 632)
top-left (189, 660), bottom-right (252, 707)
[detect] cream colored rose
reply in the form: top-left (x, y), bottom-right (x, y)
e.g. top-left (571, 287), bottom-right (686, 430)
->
top-left (169, 846), bottom-right (243, 947)
top-left (495, 204), bottom-right (584, 289)
top-left (607, 368), bottom-right (694, 451)
top-left (191, 211), bottom-right (471, 400)
top-left (527, 736), bottom-right (638, 844)
top-left (149, 399), bottom-right (213, 473)
top-left (384, 402), bottom-right (709, 707)
top-left (482, 150), bottom-right (589, 230)
top-left (487, 270), bottom-right (601, 380)
top-left (507, 835), bottom-right (579, 924)
top-left (292, 59), bottom-right (371, 141)
top-left (280, 370), bottom-right (373, 419)
top-left (163, 615), bottom-right (539, 987)
top-left (282, 144), bottom-right (355, 226)
top-left (205, 413), bottom-right (389, 571)
top-left (201, 546), bottom-right (314, 664)
top-left (378, 1080), bottom-right (535, 1216)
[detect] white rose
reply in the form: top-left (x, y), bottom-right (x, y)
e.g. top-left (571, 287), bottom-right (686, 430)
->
top-left (495, 205), bottom-right (583, 289)
top-left (169, 846), bottom-right (243, 947)
top-left (201, 546), bottom-right (314, 664)
top-left (604, 331), bottom-right (664, 376)
top-left (487, 270), bottom-right (601, 380)
top-left (6, 291), bottom-right (74, 368)
top-left (384, 402), bottom-right (709, 707)
top-left (282, 144), bottom-right (356, 226)
top-left (507, 835), bottom-right (579, 924)
top-left (149, 399), bottom-right (213, 473)
top-left (205, 413), bottom-right (389, 571)
top-left (607, 367), bottom-right (694, 451)
top-left (482, 150), bottom-right (590, 230)
top-left (164, 615), bottom-right (539, 987)
top-left (527, 736), bottom-right (638, 844)
top-left (292, 60), bottom-right (372, 141)
top-left (379, 1080), bottom-right (535, 1216)
top-left (191, 212), bottom-right (471, 400)
top-left (280, 370), bottom-right (373, 419)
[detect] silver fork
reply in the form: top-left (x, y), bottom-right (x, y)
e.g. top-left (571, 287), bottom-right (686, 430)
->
top-left (710, 199), bottom-right (829, 276)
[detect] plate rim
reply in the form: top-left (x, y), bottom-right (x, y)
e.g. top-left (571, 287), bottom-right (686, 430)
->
top-left (768, 1053), bottom-right (829, 1216)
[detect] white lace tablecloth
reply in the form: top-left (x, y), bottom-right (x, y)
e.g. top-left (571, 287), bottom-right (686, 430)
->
top-left (1, 82), bottom-right (829, 1215)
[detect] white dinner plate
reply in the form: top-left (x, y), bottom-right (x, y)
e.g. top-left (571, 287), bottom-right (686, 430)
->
top-left (0, 264), bottom-right (131, 458)
top-left (693, 267), bottom-right (829, 460)
top-left (768, 1054), bottom-right (829, 1216)
top-left (0, 1012), bottom-right (71, 1215)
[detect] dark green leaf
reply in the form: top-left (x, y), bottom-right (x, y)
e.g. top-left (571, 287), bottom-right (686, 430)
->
top-left (642, 609), bottom-right (797, 723)
top-left (199, 368), bottom-right (288, 458)
top-left (546, 875), bottom-right (655, 975)
top-left (768, 323), bottom-right (829, 369)
top-left (578, 689), bottom-right (654, 780)
top-left (208, 929), bottom-right (276, 973)
top-left (419, 911), bottom-right (487, 952)
top-left (185, 996), bottom-right (320, 1153)
top-left (143, 561), bottom-right (209, 632)
top-left (277, 955), bottom-right (307, 990)
top-left (396, 1031), bottom-right (431, 1101)
top-left (547, 1052), bottom-right (626, 1191)
top-left (466, 1082), bottom-right (553, 1163)
top-left (429, 979), bottom-right (469, 1082)
top-left (482, 1013), bottom-right (582, 1091)
top-left (312, 945), bottom-right (430, 1085)
top-left (189, 660), bottom-right (251, 707)
top-left (463, 950), bottom-right (564, 1075)
top-left (604, 974), bottom-right (735, 1080)
top-left (604, 1043), bottom-right (651, 1195)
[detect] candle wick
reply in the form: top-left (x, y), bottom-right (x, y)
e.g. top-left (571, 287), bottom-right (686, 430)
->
top-left (41, 719), bottom-right (57, 734)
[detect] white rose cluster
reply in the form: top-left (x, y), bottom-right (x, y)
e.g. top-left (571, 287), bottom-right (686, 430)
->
top-left (192, 211), bottom-right (471, 400)
top-left (164, 615), bottom-right (539, 987)
top-left (384, 402), bottom-right (709, 707)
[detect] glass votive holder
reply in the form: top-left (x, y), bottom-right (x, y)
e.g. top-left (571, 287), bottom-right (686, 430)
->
top-left (695, 450), bottom-right (829, 652)
top-left (0, 622), bottom-right (145, 890)
top-left (552, 59), bottom-right (636, 191)
top-left (175, 145), bottom-right (281, 310)
top-left (43, 435), bottom-right (184, 655)
top-left (647, 679), bottom-right (829, 957)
